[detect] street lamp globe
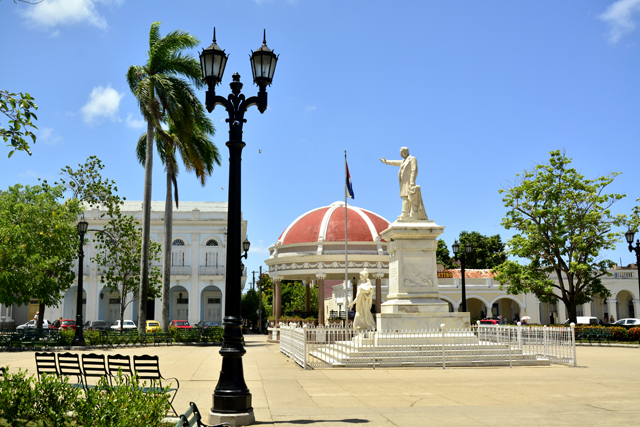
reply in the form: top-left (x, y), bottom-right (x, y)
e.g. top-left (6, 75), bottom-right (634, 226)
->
top-left (243, 238), bottom-right (251, 254)
top-left (452, 240), bottom-right (460, 255)
top-left (625, 229), bottom-right (635, 245)
top-left (250, 30), bottom-right (278, 90)
top-left (465, 243), bottom-right (472, 254)
top-left (199, 28), bottom-right (228, 88)
top-left (77, 219), bottom-right (88, 235)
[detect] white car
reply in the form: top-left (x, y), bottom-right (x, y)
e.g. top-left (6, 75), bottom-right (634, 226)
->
top-left (110, 320), bottom-right (136, 330)
top-left (613, 318), bottom-right (640, 327)
top-left (16, 319), bottom-right (51, 329)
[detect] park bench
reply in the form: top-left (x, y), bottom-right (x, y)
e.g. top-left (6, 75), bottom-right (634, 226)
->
top-left (35, 351), bottom-right (59, 379)
top-left (107, 354), bottom-right (134, 382)
top-left (133, 354), bottom-right (180, 416)
top-left (57, 352), bottom-right (86, 389)
top-left (152, 331), bottom-right (172, 346)
top-left (175, 402), bottom-right (231, 427)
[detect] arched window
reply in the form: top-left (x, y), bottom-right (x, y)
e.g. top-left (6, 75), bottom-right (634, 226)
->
top-left (204, 238), bottom-right (221, 269)
top-left (172, 239), bottom-right (185, 246)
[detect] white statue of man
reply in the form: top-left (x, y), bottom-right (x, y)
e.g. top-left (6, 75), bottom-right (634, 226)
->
top-left (380, 147), bottom-right (428, 220)
top-left (349, 268), bottom-right (376, 331)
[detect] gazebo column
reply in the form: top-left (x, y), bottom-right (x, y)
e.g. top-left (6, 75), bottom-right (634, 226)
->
top-left (305, 280), bottom-right (310, 314)
top-left (275, 278), bottom-right (282, 323)
top-left (375, 273), bottom-right (383, 314)
top-left (316, 273), bottom-right (326, 326)
top-left (352, 276), bottom-right (358, 310)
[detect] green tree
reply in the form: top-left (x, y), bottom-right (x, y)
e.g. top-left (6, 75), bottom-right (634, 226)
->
top-left (436, 239), bottom-right (455, 269)
top-left (92, 212), bottom-right (162, 333)
top-left (259, 273), bottom-right (273, 317)
top-left (0, 182), bottom-right (82, 327)
top-left (136, 111), bottom-right (220, 332)
top-left (58, 156), bottom-right (123, 214)
top-left (127, 21), bottom-right (204, 334)
top-left (280, 280), bottom-right (319, 317)
top-left (1, 90), bottom-right (38, 158)
top-left (493, 150), bottom-right (625, 323)
top-left (456, 231), bottom-right (507, 269)
top-left (242, 289), bottom-right (264, 329)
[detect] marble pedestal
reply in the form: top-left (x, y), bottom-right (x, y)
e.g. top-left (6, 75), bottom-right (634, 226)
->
top-left (376, 219), bottom-right (470, 331)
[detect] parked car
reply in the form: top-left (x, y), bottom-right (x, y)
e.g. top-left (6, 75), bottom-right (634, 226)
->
top-left (195, 320), bottom-right (220, 329)
top-left (613, 318), bottom-right (640, 328)
top-left (169, 320), bottom-right (192, 329)
top-left (84, 320), bottom-right (108, 331)
top-left (110, 320), bottom-right (136, 330)
top-left (564, 316), bottom-right (600, 325)
top-left (16, 319), bottom-right (51, 329)
top-left (479, 318), bottom-right (500, 325)
top-left (58, 319), bottom-right (76, 330)
top-left (145, 320), bottom-right (161, 333)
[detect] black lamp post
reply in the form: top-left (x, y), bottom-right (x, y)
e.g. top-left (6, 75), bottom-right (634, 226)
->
top-left (199, 28), bottom-right (277, 424)
top-left (452, 240), bottom-right (473, 313)
top-left (71, 219), bottom-right (88, 346)
top-left (625, 229), bottom-right (640, 321)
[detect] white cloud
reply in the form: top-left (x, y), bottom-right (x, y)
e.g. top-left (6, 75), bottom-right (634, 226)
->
top-left (305, 105), bottom-right (317, 112)
top-left (126, 114), bottom-right (146, 129)
top-left (248, 241), bottom-right (271, 255)
top-left (20, 0), bottom-right (121, 31)
top-left (600, 0), bottom-right (640, 43)
top-left (39, 128), bottom-right (63, 145)
top-left (81, 85), bottom-right (124, 124)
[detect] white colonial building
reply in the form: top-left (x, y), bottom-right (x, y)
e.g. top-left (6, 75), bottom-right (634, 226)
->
top-left (0, 201), bottom-right (247, 327)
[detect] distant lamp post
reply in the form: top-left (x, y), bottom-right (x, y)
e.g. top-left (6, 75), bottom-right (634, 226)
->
top-left (72, 219), bottom-right (88, 346)
top-left (242, 238), bottom-right (251, 259)
top-left (625, 229), bottom-right (640, 321)
top-left (200, 28), bottom-right (278, 425)
top-left (452, 240), bottom-right (473, 313)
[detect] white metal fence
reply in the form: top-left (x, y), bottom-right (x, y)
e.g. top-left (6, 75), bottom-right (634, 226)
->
top-left (277, 324), bottom-right (576, 370)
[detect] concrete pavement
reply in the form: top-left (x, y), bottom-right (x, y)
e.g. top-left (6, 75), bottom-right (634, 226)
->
top-left (1, 335), bottom-right (639, 426)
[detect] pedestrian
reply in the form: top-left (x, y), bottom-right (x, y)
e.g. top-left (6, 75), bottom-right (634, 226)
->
top-left (610, 315), bottom-right (615, 323)
top-left (34, 311), bottom-right (39, 321)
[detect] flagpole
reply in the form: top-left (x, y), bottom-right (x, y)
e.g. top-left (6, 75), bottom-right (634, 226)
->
top-left (344, 150), bottom-right (349, 328)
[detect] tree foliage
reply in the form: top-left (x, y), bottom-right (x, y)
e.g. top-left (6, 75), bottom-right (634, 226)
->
top-left (492, 150), bottom-right (625, 322)
top-left (1, 90), bottom-right (38, 158)
top-left (456, 231), bottom-right (507, 269)
top-left (0, 182), bottom-right (82, 324)
top-left (436, 239), bottom-right (455, 269)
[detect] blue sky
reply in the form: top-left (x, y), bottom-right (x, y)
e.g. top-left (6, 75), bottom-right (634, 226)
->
top-left (2, 0), bottom-right (640, 282)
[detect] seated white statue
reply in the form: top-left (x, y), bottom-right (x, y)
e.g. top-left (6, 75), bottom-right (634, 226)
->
top-left (349, 268), bottom-right (376, 331)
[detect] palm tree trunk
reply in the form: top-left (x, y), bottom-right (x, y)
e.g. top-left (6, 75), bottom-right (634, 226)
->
top-left (138, 115), bottom-right (154, 335)
top-left (162, 161), bottom-right (174, 332)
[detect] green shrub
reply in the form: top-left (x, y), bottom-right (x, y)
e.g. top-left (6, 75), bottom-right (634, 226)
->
top-left (60, 329), bottom-right (74, 346)
top-left (35, 373), bottom-right (79, 427)
top-left (627, 327), bottom-right (640, 341)
top-left (0, 367), bottom-right (36, 426)
top-left (74, 371), bottom-right (170, 427)
top-left (609, 326), bottom-right (628, 341)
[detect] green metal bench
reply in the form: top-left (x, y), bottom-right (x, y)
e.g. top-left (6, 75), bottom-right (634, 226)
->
top-left (175, 402), bottom-right (231, 427)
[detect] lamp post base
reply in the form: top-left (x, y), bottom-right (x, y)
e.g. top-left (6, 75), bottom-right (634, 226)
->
top-left (209, 409), bottom-right (254, 427)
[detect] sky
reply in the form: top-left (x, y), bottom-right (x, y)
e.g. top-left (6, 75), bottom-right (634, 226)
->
top-left (2, 0), bottom-right (640, 285)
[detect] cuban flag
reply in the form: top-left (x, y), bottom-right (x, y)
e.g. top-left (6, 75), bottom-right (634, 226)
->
top-left (345, 159), bottom-right (355, 199)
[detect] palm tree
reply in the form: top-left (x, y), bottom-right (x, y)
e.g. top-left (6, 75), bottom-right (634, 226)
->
top-left (126, 22), bottom-right (203, 334)
top-left (137, 101), bottom-right (221, 332)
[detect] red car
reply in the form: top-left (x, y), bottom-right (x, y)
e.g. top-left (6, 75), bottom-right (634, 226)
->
top-left (479, 318), bottom-right (500, 325)
top-left (50, 319), bottom-right (76, 330)
top-left (169, 320), bottom-right (192, 329)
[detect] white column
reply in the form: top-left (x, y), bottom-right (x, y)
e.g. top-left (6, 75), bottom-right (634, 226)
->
top-left (190, 233), bottom-right (200, 325)
top-left (583, 302), bottom-right (592, 317)
top-left (607, 298), bottom-right (618, 322)
top-left (634, 299), bottom-right (640, 319)
top-left (557, 303), bottom-right (567, 324)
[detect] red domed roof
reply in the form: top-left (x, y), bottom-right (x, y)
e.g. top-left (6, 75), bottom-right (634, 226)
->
top-left (277, 202), bottom-right (390, 245)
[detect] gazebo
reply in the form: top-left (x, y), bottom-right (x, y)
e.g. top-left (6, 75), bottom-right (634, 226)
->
top-left (265, 201), bottom-right (390, 325)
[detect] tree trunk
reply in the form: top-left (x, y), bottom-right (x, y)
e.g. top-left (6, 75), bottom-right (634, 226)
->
top-left (138, 115), bottom-right (154, 335)
top-left (162, 161), bottom-right (174, 332)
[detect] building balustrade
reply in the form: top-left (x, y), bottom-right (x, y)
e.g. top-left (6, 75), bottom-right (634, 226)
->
top-left (170, 265), bottom-right (192, 276)
top-left (199, 265), bottom-right (225, 276)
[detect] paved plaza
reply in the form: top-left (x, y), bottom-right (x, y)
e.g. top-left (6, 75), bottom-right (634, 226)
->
top-left (1, 335), bottom-right (639, 426)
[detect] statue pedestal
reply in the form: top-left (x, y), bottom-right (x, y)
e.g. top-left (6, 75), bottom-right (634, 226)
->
top-left (376, 219), bottom-right (470, 331)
